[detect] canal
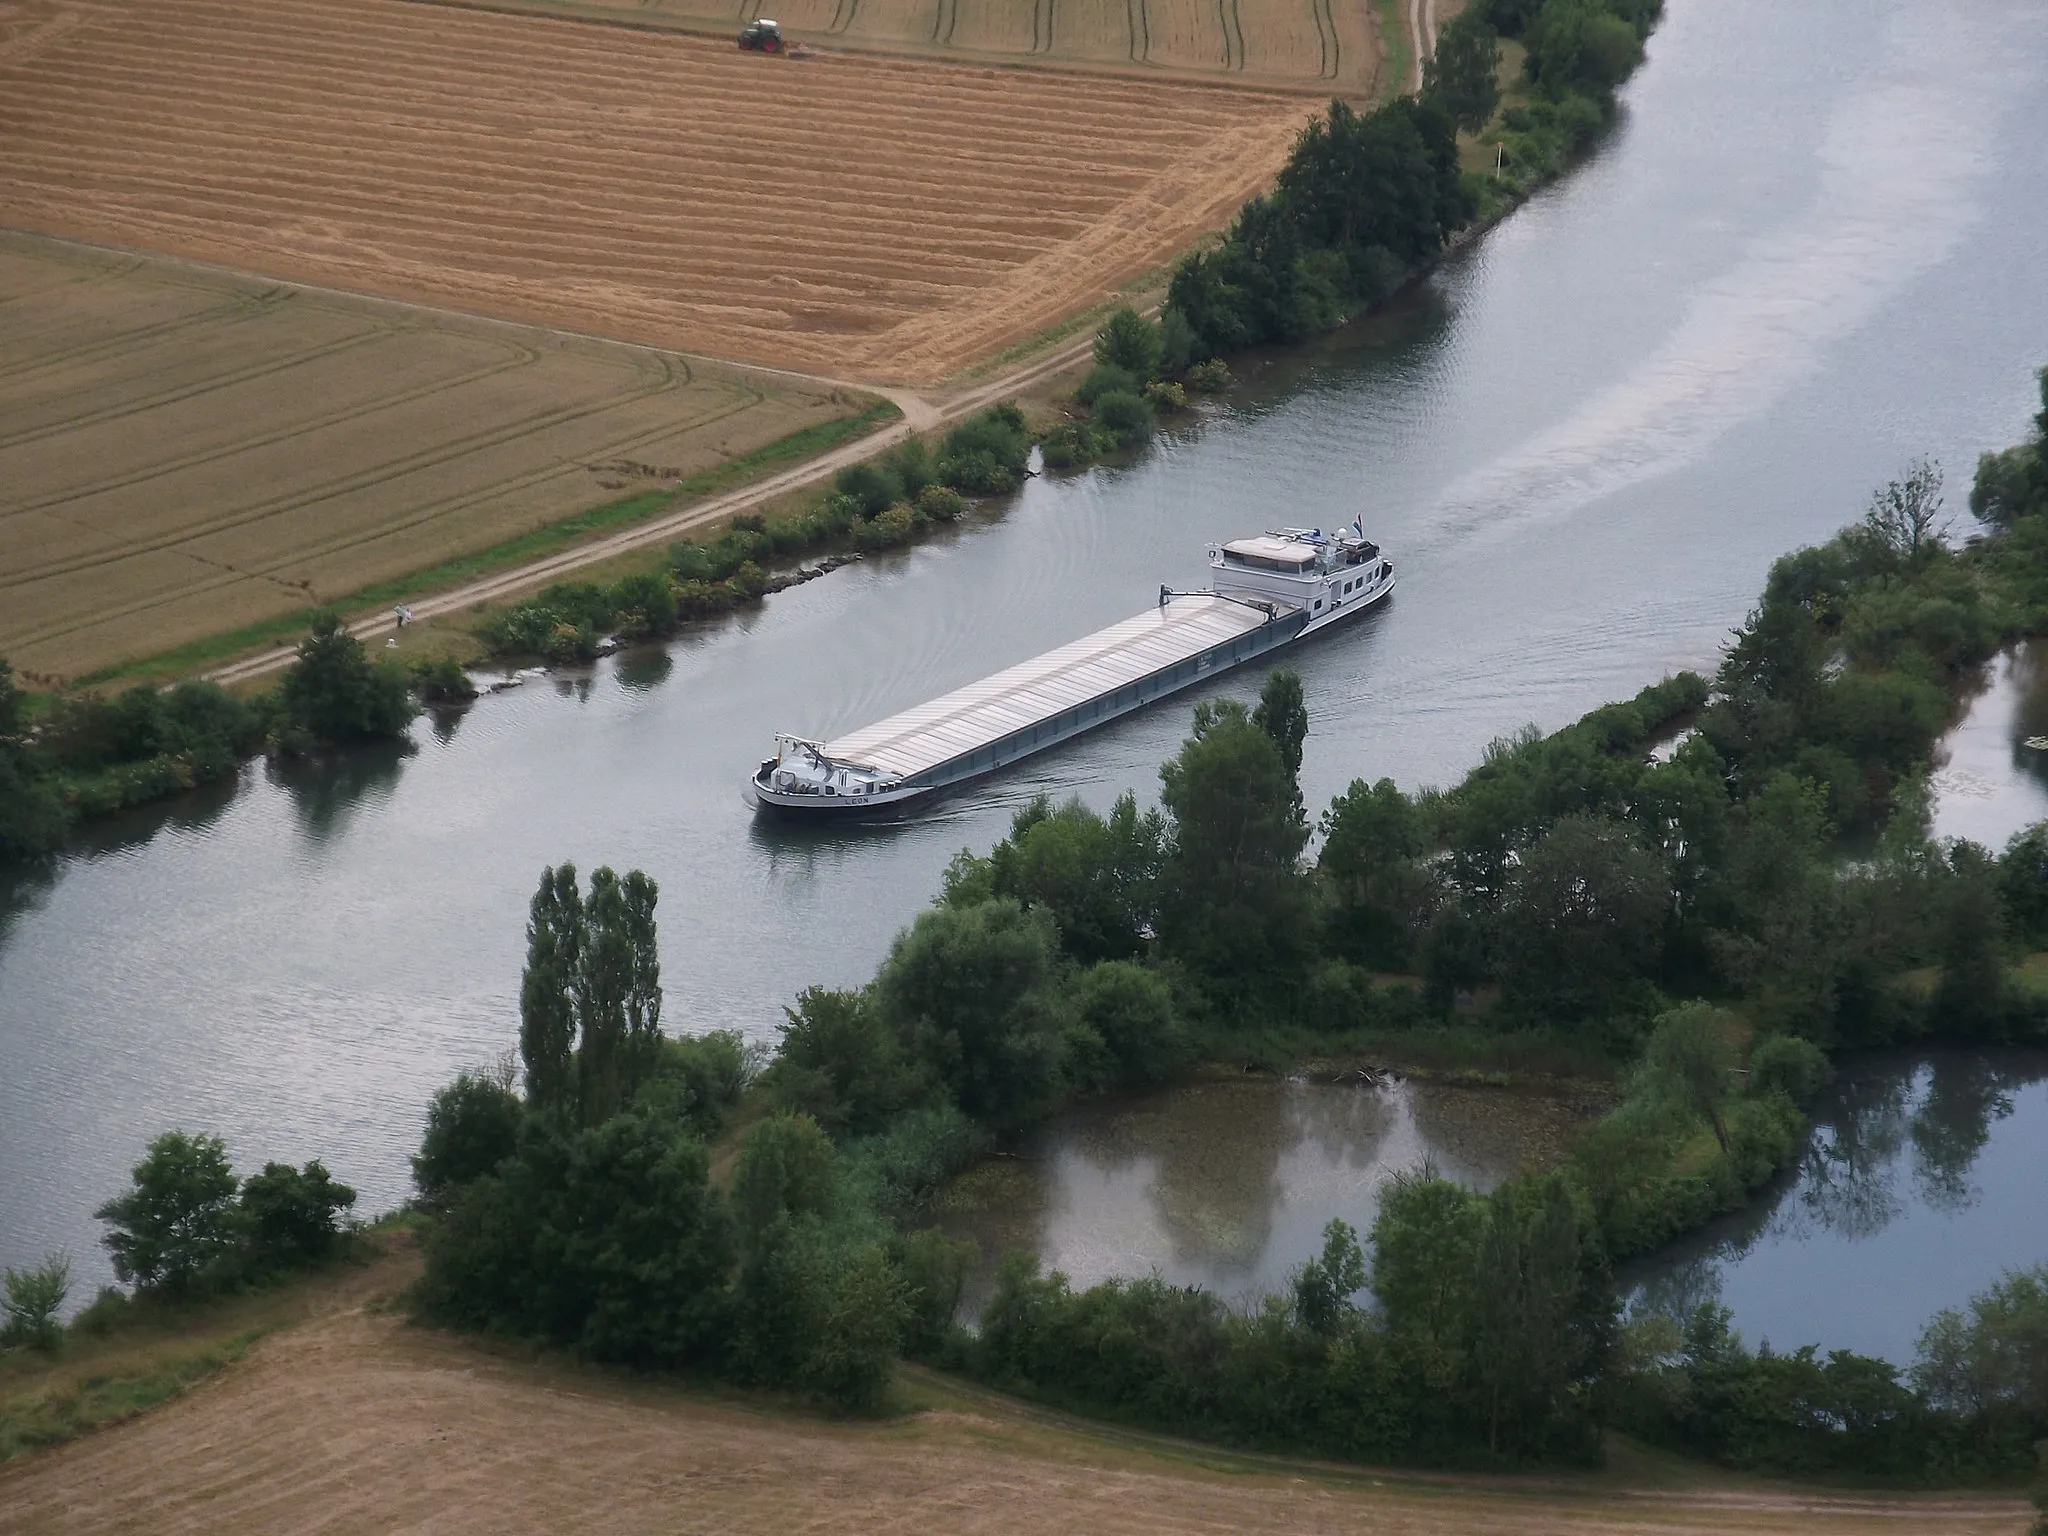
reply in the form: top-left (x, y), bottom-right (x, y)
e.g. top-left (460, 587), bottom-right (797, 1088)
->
top-left (3, 0), bottom-right (2046, 1354)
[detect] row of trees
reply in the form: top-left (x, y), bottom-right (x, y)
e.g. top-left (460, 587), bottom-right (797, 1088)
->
top-left (1, 614), bottom-right (423, 863)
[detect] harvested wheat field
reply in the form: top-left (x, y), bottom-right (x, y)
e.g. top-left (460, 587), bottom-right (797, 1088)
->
top-left (0, 1297), bottom-right (2028, 1536)
top-left (442, 0), bottom-right (1383, 94)
top-left (0, 232), bottom-right (868, 683)
top-left (0, 0), bottom-right (1316, 384)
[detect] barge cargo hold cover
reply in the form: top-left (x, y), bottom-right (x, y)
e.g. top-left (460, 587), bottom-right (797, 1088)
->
top-left (753, 593), bottom-right (1302, 814)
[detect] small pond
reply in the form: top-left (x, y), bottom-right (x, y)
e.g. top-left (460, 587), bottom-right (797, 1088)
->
top-left (938, 1075), bottom-right (1599, 1314)
top-left (1931, 642), bottom-right (2048, 848)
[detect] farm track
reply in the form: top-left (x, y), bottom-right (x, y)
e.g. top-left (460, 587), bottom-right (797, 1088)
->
top-left (0, 0), bottom-right (1314, 381)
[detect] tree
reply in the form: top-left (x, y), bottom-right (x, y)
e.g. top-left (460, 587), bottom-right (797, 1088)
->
top-left (278, 611), bottom-right (416, 745)
top-left (420, 1108), bottom-right (735, 1365)
top-left (1934, 840), bottom-right (2007, 1033)
top-left (413, 1071), bottom-right (524, 1205)
top-left (1496, 814), bottom-right (1669, 1022)
top-left (1156, 699), bottom-right (1313, 988)
top-left (1640, 1003), bottom-right (1739, 1151)
top-left (731, 1112), bottom-right (838, 1251)
top-left (1970, 371), bottom-right (2048, 528)
top-left (1291, 1218), bottom-right (1367, 1336)
top-left (96, 1131), bottom-right (239, 1294)
top-left (766, 985), bottom-right (927, 1134)
top-left (1073, 960), bottom-right (1188, 1087)
top-left (1, 1253), bottom-right (71, 1351)
top-left (519, 863), bottom-right (666, 1126)
top-left (1252, 668), bottom-right (1309, 813)
top-left (1319, 776), bottom-right (1434, 966)
top-left (1424, 9), bottom-right (1501, 131)
top-left (1371, 1170), bottom-right (1484, 1383)
top-left (875, 898), bottom-right (1066, 1128)
top-left (1858, 460), bottom-right (1950, 567)
top-left (990, 792), bottom-right (1163, 962)
top-left (1093, 306), bottom-right (1164, 380)
top-left (238, 1159), bottom-right (356, 1273)
top-left (520, 864), bottom-right (582, 1111)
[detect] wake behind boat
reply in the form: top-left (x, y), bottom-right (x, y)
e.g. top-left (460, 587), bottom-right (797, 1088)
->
top-left (750, 526), bottom-right (1394, 816)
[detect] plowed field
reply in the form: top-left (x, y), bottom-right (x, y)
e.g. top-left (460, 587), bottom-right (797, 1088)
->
top-left (0, 232), bottom-right (863, 683)
top-left (0, 1301), bottom-right (2026, 1536)
top-left (438, 0), bottom-right (1381, 94)
top-left (0, 0), bottom-right (1316, 383)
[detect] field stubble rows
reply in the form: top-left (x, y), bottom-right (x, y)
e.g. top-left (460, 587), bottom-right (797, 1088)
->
top-left (0, 0), bottom-right (1316, 382)
top-left (0, 233), bottom-right (862, 682)
top-left (459, 0), bottom-right (1378, 93)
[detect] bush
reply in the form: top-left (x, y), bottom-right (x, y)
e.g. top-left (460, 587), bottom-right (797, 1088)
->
top-left (883, 439), bottom-right (935, 501)
top-left (95, 1131), bottom-right (240, 1295)
top-left (605, 570), bottom-right (678, 639)
top-left (1747, 1035), bottom-right (1830, 1103)
top-left (237, 1159), bottom-right (356, 1275)
top-left (1094, 307), bottom-right (1164, 380)
top-left (1, 1253), bottom-right (71, 1351)
top-left (852, 503), bottom-right (917, 551)
top-left (916, 484), bottom-right (967, 522)
top-left (1074, 363), bottom-right (1139, 407)
top-left (937, 405), bottom-right (1031, 495)
top-left (834, 461), bottom-right (900, 517)
top-left (1089, 389), bottom-right (1155, 447)
top-left (413, 1071), bottom-right (524, 1206)
top-left (408, 655), bottom-right (477, 704)
top-left (1074, 960), bottom-right (1189, 1087)
top-left (1142, 380), bottom-right (1187, 413)
top-left (1185, 359), bottom-right (1232, 393)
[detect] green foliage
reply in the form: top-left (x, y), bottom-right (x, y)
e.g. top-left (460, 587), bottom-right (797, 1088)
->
top-left (1074, 362), bottom-right (1139, 407)
top-left (1, 1254), bottom-right (71, 1351)
top-left (236, 1159), bottom-right (356, 1275)
top-left (412, 1071), bottom-right (524, 1206)
top-left (874, 898), bottom-right (1067, 1128)
top-left (1157, 699), bottom-right (1312, 993)
top-left (1093, 306), bottom-right (1164, 380)
top-left (892, 1227), bottom-right (976, 1359)
top-left (407, 654), bottom-right (477, 703)
top-left (1423, 8), bottom-right (1501, 131)
top-left (834, 460), bottom-right (900, 517)
top-left (1746, 1033), bottom-right (1829, 1103)
top-left (1319, 776), bottom-right (1433, 968)
top-left (764, 985), bottom-right (929, 1135)
top-left (419, 1106), bottom-right (735, 1365)
top-left (1072, 960), bottom-right (1190, 1088)
top-left (916, 484), bottom-right (967, 522)
top-left (1970, 368), bottom-right (2048, 528)
top-left (278, 611), bottom-right (416, 746)
top-left (732, 1112), bottom-right (838, 1250)
top-left (94, 1132), bottom-right (239, 1295)
top-left (1291, 1218), bottom-right (1366, 1336)
top-left (517, 863), bottom-right (664, 1126)
top-left (1913, 1262), bottom-right (2048, 1419)
top-left (981, 792), bottom-right (1165, 962)
top-left (937, 404), bottom-right (1032, 495)
top-left (1088, 389), bottom-right (1155, 448)
top-left (1184, 358), bottom-right (1232, 392)
top-left (1637, 1003), bottom-right (1739, 1150)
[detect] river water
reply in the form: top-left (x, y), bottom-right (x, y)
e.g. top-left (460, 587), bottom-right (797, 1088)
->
top-left (3, 0), bottom-right (2046, 1323)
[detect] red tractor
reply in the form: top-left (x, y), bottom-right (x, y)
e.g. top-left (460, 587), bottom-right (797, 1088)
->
top-left (737, 18), bottom-right (784, 52)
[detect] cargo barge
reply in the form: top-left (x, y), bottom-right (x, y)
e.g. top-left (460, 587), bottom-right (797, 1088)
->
top-left (750, 526), bottom-right (1393, 816)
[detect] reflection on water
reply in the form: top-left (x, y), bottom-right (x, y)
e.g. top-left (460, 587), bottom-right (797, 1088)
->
top-left (941, 1077), bottom-right (1593, 1312)
top-left (1625, 1048), bottom-right (2048, 1363)
top-left (1932, 644), bottom-right (2048, 848)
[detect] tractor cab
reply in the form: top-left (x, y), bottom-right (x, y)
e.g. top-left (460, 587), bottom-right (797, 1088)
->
top-left (737, 17), bottom-right (783, 50)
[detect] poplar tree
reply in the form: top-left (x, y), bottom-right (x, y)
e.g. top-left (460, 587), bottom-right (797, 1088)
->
top-left (577, 867), bottom-right (632, 1126)
top-left (520, 864), bottom-right (582, 1112)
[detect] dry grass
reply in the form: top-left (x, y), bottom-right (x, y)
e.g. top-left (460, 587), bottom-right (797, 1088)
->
top-left (439, 0), bottom-right (1383, 94)
top-left (0, 232), bottom-right (870, 683)
top-left (0, 0), bottom-right (1317, 384)
top-left (0, 1240), bottom-right (2029, 1534)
